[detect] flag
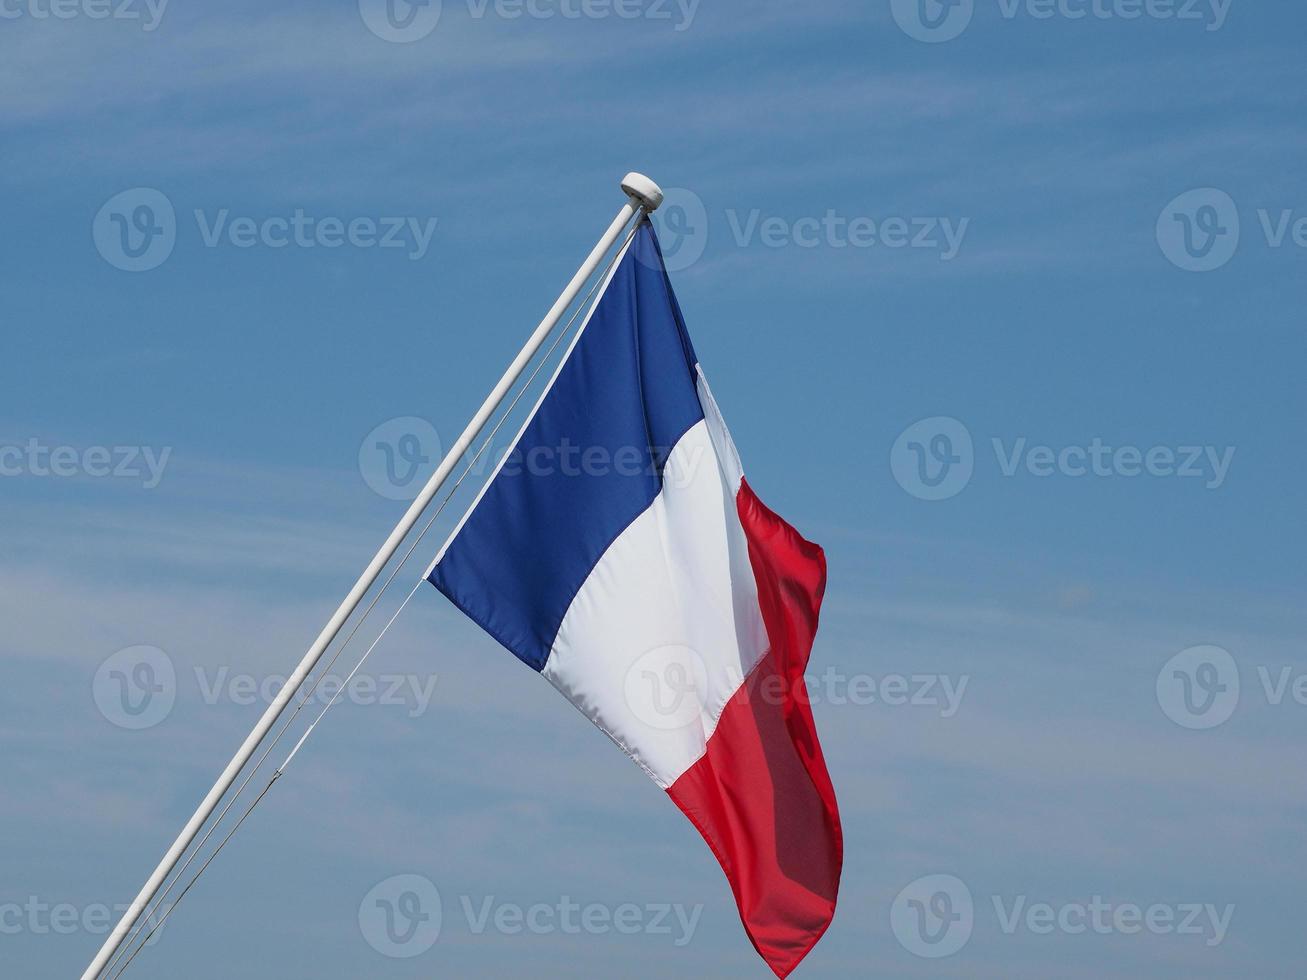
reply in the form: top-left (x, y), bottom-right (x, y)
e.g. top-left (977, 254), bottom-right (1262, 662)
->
top-left (426, 219), bottom-right (842, 977)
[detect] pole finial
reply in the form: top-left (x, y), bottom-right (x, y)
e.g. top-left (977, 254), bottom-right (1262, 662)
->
top-left (621, 172), bottom-right (664, 212)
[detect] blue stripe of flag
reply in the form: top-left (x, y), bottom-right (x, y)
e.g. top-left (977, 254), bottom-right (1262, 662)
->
top-left (428, 221), bottom-right (702, 671)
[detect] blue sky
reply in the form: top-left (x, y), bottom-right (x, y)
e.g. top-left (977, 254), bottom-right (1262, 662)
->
top-left (2, 1), bottom-right (1305, 977)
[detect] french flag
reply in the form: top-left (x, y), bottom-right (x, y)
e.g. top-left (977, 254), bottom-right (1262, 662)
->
top-left (426, 220), bottom-right (842, 977)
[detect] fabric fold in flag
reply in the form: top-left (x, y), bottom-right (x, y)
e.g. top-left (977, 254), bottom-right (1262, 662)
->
top-left (426, 219), bottom-right (842, 977)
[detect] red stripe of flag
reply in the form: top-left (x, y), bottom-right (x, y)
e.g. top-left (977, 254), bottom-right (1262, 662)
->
top-left (667, 478), bottom-right (842, 978)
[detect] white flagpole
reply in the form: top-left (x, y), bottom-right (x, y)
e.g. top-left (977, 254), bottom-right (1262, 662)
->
top-left (81, 173), bottom-right (665, 980)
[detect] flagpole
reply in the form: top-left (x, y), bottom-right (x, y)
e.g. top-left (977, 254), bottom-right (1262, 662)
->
top-left (81, 172), bottom-right (665, 980)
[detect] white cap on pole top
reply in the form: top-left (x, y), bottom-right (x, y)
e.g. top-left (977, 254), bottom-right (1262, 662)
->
top-left (621, 172), bottom-right (664, 212)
